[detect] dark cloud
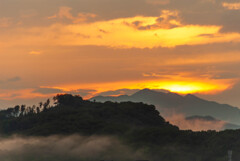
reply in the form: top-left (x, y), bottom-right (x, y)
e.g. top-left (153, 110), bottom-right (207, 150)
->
top-left (211, 72), bottom-right (239, 79)
top-left (33, 88), bottom-right (63, 94)
top-left (0, 76), bottom-right (21, 84)
top-left (96, 88), bottom-right (170, 97)
top-left (7, 76), bottom-right (21, 82)
top-left (129, 11), bottom-right (180, 30)
top-left (196, 82), bottom-right (240, 108)
top-left (98, 89), bottom-right (140, 96)
top-left (219, 10), bottom-right (240, 32)
top-left (68, 89), bottom-right (97, 97)
top-left (186, 115), bottom-right (218, 121)
top-left (169, 0), bottom-right (240, 32)
top-left (33, 88), bottom-right (96, 97)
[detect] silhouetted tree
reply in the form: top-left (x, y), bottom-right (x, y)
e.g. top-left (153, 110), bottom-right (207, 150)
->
top-left (13, 105), bottom-right (20, 117)
top-left (43, 99), bottom-right (50, 111)
top-left (36, 107), bottom-right (40, 114)
top-left (53, 94), bottom-right (83, 106)
top-left (39, 102), bottom-right (43, 109)
top-left (20, 105), bottom-right (26, 116)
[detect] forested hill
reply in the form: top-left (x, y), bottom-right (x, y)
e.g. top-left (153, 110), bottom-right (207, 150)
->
top-left (0, 94), bottom-right (177, 136)
top-left (0, 94), bottom-right (240, 161)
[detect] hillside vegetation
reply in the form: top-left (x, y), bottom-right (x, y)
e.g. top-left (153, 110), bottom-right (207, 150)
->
top-left (0, 94), bottom-right (240, 161)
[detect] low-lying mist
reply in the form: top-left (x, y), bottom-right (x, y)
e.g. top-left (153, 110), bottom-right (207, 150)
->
top-left (0, 135), bottom-right (146, 161)
top-left (165, 114), bottom-right (226, 131)
top-left (159, 109), bottom-right (229, 131)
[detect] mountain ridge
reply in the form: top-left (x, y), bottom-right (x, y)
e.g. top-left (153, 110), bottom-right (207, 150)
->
top-left (91, 89), bottom-right (240, 126)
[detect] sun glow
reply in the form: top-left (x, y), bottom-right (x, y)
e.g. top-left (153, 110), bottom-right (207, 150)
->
top-left (43, 79), bottom-right (235, 99)
top-left (161, 84), bottom-right (204, 93)
top-left (145, 81), bottom-right (230, 94)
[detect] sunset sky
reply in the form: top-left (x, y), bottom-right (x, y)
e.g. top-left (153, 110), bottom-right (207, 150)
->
top-left (0, 0), bottom-right (240, 108)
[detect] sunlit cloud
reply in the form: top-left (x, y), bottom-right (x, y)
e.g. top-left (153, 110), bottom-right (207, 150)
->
top-left (0, 10), bottom-right (240, 49)
top-left (53, 16), bottom-right (240, 48)
top-left (0, 89), bottom-right (53, 101)
top-left (222, 2), bottom-right (240, 10)
top-left (29, 51), bottom-right (42, 55)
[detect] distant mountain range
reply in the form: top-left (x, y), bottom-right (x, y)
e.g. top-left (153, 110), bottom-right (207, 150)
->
top-left (91, 89), bottom-right (240, 129)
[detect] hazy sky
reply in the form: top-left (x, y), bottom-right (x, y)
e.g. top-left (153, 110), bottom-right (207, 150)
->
top-left (0, 0), bottom-right (240, 108)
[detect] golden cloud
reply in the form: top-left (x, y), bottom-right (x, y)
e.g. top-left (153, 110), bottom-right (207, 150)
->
top-left (56, 9), bottom-right (240, 48)
top-left (29, 51), bottom-right (42, 55)
top-left (0, 89), bottom-right (53, 100)
top-left (222, 2), bottom-right (240, 10)
top-left (0, 10), bottom-right (240, 49)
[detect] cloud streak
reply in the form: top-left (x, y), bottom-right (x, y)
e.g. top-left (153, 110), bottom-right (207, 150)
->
top-left (222, 2), bottom-right (240, 10)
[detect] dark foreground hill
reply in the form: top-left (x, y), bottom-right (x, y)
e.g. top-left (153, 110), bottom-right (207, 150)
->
top-left (0, 94), bottom-right (177, 136)
top-left (91, 89), bottom-right (240, 126)
top-left (0, 94), bottom-right (240, 161)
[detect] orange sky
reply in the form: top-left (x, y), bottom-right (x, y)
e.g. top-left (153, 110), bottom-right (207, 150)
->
top-left (0, 0), bottom-right (240, 107)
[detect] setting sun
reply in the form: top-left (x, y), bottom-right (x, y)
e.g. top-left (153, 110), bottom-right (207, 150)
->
top-left (142, 80), bottom-right (233, 94)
